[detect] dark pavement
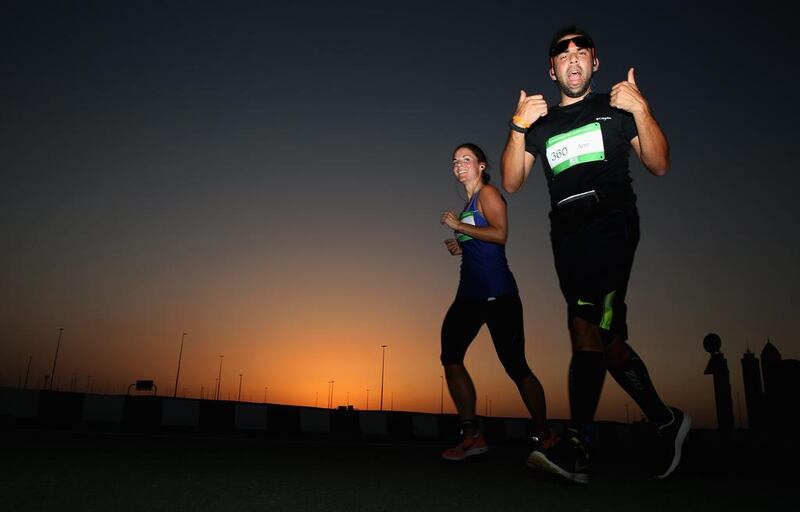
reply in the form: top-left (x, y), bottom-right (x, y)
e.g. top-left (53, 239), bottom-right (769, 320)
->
top-left (1, 429), bottom-right (793, 512)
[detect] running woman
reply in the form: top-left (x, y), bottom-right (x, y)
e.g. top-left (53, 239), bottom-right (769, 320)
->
top-left (440, 143), bottom-right (551, 461)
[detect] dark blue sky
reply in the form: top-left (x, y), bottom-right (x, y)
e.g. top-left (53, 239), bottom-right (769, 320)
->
top-left (2, 0), bottom-right (797, 424)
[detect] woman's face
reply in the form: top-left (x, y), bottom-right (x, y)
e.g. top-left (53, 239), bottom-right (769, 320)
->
top-left (452, 147), bottom-right (484, 184)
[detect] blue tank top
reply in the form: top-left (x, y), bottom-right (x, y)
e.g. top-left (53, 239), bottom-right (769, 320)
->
top-left (455, 188), bottom-right (518, 300)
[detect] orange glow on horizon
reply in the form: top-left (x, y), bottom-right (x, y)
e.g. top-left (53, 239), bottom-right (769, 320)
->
top-left (1, 262), bottom-right (723, 428)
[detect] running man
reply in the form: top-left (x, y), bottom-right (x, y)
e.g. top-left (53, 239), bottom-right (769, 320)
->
top-left (501, 25), bottom-right (690, 484)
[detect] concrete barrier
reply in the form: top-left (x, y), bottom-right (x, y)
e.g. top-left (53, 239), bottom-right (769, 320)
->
top-left (1, 387), bottom-right (699, 451)
top-left (82, 394), bottom-right (124, 423)
top-left (412, 414), bottom-right (439, 438)
top-left (359, 411), bottom-right (388, 436)
top-left (300, 407), bottom-right (331, 433)
top-left (162, 399), bottom-right (200, 427)
top-left (0, 388), bottom-right (39, 418)
top-left (234, 403), bottom-right (269, 430)
top-left (504, 418), bottom-right (530, 440)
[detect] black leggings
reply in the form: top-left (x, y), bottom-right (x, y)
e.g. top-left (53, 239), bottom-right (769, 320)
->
top-left (440, 294), bottom-right (533, 381)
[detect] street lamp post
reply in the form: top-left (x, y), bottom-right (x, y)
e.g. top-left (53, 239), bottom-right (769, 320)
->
top-left (238, 374), bottom-right (243, 401)
top-left (216, 355), bottom-right (224, 400)
top-left (264, 387), bottom-right (268, 403)
top-left (366, 389), bottom-right (369, 410)
top-left (173, 332), bottom-right (187, 398)
top-left (380, 345), bottom-right (387, 411)
top-left (24, 356), bottom-right (32, 390)
top-left (49, 328), bottom-right (64, 391)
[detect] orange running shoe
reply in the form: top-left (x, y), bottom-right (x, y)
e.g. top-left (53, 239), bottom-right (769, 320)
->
top-left (441, 433), bottom-right (488, 461)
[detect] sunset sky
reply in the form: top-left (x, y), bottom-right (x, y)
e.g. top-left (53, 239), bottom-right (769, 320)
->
top-left (2, 1), bottom-right (798, 428)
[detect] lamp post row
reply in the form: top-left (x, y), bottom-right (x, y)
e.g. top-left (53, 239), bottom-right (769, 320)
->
top-left (41, 332), bottom-right (402, 412)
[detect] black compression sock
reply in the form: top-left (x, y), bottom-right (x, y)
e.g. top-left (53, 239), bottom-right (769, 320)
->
top-left (568, 351), bottom-right (607, 433)
top-left (606, 346), bottom-right (671, 425)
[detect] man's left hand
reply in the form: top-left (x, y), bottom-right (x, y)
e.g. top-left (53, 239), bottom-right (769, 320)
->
top-left (610, 68), bottom-right (648, 116)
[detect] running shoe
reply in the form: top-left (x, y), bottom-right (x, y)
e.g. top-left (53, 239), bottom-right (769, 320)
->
top-left (527, 432), bottom-right (589, 484)
top-left (652, 407), bottom-right (691, 479)
top-left (441, 433), bottom-right (488, 461)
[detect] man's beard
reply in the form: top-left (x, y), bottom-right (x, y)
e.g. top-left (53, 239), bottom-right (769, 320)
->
top-left (557, 76), bottom-right (592, 98)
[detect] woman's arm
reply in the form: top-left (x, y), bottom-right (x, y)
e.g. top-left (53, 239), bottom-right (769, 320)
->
top-left (440, 186), bottom-right (508, 245)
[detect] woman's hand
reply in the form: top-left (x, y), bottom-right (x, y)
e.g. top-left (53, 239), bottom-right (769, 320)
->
top-left (441, 210), bottom-right (461, 230)
top-left (444, 238), bottom-right (462, 255)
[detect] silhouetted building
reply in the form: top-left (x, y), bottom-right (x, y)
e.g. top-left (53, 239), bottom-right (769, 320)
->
top-left (760, 340), bottom-right (782, 396)
top-left (703, 333), bottom-right (734, 433)
top-left (741, 348), bottom-right (763, 429)
top-left (756, 339), bottom-right (800, 435)
top-left (782, 359), bottom-right (800, 427)
top-left (783, 359), bottom-right (800, 387)
top-left (760, 340), bottom-right (782, 430)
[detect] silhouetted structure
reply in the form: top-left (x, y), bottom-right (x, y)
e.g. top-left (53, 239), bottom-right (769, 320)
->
top-left (783, 359), bottom-right (800, 388)
top-left (127, 380), bottom-right (157, 396)
top-left (760, 341), bottom-right (782, 396)
top-left (785, 359), bottom-right (800, 429)
top-left (756, 340), bottom-right (800, 434)
top-left (761, 340), bottom-right (783, 431)
top-left (784, 359), bottom-right (800, 428)
top-left (740, 348), bottom-right (763, 429)
top-left (703, 333), bottom-right (734, 433)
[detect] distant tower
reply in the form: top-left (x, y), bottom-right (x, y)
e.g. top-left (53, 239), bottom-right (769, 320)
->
top-left (740, 348), bottom-right (763, 429)
top-left (782, 359), bottom-right (800, 428)
top-left (703, 333), bottom-right (734, 432)
top-left (782, 359), bottom-right (800, 391)
top-left (760, 340), bottom-right (782, 396)
top-left (760, 340), bottom-right (800, 432)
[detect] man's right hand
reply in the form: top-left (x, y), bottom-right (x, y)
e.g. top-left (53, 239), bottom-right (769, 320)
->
top-left (513, 90), bottom-right (548, 128)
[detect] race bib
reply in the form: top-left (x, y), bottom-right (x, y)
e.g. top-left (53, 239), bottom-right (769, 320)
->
top-left (545, 122), bottom-right (605, 175)
top-left (456, 211), bottom-right (475, 242)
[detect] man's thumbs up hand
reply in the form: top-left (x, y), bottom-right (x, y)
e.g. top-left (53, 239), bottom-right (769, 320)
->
top-left (610, 67), bottom-right (646, 115)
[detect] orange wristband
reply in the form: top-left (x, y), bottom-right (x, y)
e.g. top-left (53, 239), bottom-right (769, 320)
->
top-left (511, 115), bottom-right (531, 129)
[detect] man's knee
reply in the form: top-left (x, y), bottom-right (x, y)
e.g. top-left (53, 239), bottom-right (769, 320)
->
top-left (569, 316), bottom-right (605, 351)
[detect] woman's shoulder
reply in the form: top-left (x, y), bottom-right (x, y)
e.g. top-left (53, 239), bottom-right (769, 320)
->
top-left (477, 184), bottom-right (505, 204)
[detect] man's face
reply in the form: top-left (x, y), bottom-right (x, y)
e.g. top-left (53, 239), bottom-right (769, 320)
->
top-left (550, 35), bottom-right (596, 98)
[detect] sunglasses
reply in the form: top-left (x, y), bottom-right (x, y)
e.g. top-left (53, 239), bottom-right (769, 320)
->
top-left (549, 35), bottom-right (595, 57)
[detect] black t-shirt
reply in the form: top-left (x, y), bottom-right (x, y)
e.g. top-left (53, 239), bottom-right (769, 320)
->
top-left (525, 92), bottom-right (638, 209)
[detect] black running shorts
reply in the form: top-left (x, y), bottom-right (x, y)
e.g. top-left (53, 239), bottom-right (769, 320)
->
top-left (549, 201), bottom-right (640, 341)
